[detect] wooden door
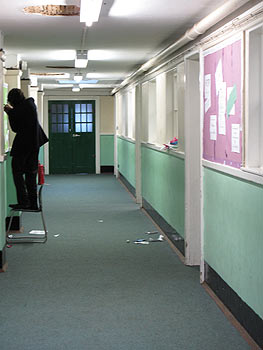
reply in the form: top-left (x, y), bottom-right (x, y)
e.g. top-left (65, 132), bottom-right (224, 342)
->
top-left (49, 100), bottom-right (96, 174)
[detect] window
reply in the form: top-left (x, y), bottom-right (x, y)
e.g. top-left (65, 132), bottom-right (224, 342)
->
top-left (127, 88), bottom-right (135, 140)
top-left (141, 82), bottom-right (149, 143)
top-left (116, 93), bottom-right (122, 136)
top-left (148, 80), bottom-right (157, 144)
top-left (175, 63), bottom-right (185, 152)
top-left (165, 64), bottom-right (185, 151)
top-left (141, 66), bottom-right (185, 150)
top-left (75, 103), bottom-right (93, 133)
top-left (245, 24), bottom-right (263, 175)
top-left (51, 103), bottom-right (69, 133)
top-left (173, 72), bottom-right (179, 140)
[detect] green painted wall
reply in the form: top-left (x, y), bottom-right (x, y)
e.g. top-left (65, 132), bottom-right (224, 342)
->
top-left (5, 153), bottom-right (17, 216)
top-left (100, 135), bottom-right (114, 166)
top-left (203, 167), bottom-right (263, 319)
top-left (141, 145), bottom-right (185, 237)
top-left (117, 137), bottom-right (136, 188)
top-left (39, 146), bottom-right (44, 166)
top-left (0, 161), bottom-right (6, 250)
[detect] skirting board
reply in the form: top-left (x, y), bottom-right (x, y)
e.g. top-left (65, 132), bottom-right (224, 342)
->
top-left (142, 198), bottom-right (185, 256)
top-left (205, 262), bottom-right (263, 348)
top-left (118, 173), bottom-right (136, 198)
top-left (118, 173), bottom-right (184, 255)
top-left (101, 166), bottom-right (114, 173)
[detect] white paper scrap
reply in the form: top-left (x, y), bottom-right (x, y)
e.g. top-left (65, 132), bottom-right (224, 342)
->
top-left (215, 59), bottom-right (223, 95)
top-left (218, 82), bottom-right (226, 135)
top-left (205, 74), bottom-right (211, 113)
top-left (210, 115), bottom-right (217, 141)
top-left (231, 124), bottom-right (240, 153)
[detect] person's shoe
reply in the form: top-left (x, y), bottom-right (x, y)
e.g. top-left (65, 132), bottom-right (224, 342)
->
top-left (29, 200), bottom-right (39, 211)
top-left (28, 204), bottom-right (40, 211)
top-left (9, 203), bottom-right (31, 210)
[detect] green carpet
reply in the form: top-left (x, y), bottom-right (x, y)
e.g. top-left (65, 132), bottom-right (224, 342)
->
top-left (0, 175), bottom-right (250, 349)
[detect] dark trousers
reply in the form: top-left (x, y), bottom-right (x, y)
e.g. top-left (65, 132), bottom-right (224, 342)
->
top-left (11, 149), bottom-right (39, 206)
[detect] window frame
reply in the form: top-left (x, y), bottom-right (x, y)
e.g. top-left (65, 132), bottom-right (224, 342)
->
top-left (243, 23), bottom-right (263, 176)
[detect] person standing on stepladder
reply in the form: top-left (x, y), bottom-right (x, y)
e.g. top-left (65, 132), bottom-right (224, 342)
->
top-left (4, 88), bottom-right (48, 210)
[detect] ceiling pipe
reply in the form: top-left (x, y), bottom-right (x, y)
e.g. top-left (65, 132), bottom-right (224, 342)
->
top-left (112, 0), bottom-right (251, 94)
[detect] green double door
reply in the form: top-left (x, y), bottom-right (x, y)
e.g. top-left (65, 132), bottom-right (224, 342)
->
top-left (49, 100), bottom-right (96, 174)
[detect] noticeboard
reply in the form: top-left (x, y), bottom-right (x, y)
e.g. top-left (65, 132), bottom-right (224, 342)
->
top-left (203, 35), bottom-right (242, 168)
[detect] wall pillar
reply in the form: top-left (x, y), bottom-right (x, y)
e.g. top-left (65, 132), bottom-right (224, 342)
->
top-left (21, 79), bottom-right (31, 98)
top-left (135, 84), bottom-right (142, 206)
top-left (37, 90), bottom-right (44, 126)
top-left (4, 69), bottom-right (23, 146)
top-left (29, 86), bottom-right (38, 107)
top-left (184, 56), bottom-right (201, 267)
top-left (5, 69), bottom-right (22, 89)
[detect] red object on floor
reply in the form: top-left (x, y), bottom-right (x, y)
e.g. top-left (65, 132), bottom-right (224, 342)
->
top-left (38, 162), bottom-right (45, 185)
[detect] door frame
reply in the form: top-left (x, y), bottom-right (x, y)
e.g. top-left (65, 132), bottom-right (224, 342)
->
top-left (43, 95), bottom-right (100, 174)
top-left (184, 50), bottom-right (202, 268)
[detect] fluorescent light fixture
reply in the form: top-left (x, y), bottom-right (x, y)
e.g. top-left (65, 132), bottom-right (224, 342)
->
top-left (75, 50), bottom-right (88, 68)
top-left (33, 73), bottom-right (70, 79)
top-left (72, 86), bottom-right (80, 92)
top-left (86, 72), bottom-right (125, 79)
top-left (73, 73), bottom-right (83, 82)
top-left (80, 0), bottom-right (103, 27)
top-left (88, 50), bottom-right (115, 61)
top-left (58, 80), bottom-right (98, 84)
top-left (19, 50), bottom-right (76, 62)
top-left (80, 79), bottom-right (98, 84)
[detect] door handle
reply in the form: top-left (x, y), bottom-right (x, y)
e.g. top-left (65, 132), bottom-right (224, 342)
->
top-left (72, 134), bottom-right (80, 137)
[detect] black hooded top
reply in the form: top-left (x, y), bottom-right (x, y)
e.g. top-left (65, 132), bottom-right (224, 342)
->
top-left (6, 97), bottom-right (48, 156)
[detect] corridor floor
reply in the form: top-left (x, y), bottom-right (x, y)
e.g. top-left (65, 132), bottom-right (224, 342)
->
top-left (0, 175), bottom-right (250, 350)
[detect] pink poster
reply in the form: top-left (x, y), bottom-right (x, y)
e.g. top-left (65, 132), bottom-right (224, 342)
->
top-left (203, 37), bottom-right (242, 168)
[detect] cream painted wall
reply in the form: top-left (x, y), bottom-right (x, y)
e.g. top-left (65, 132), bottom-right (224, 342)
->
top-left (100, 96), bottom-right (114, 134)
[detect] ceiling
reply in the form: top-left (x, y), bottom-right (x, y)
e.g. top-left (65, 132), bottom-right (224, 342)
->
top-left (0, 0), bottom-right (228, 91)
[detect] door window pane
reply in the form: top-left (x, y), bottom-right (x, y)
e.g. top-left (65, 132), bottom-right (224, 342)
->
top-left (87, 123), bottom-right (93, 132)
top-left (64, 114), bottom-right (69, 123)
top-left (82, 124), bottom-right (87, 132)
top-left (64, 124), bottom-right (69, 133)
top-left (64, 105), bottom-right (69, 113)
top-left (81, 104), bottom-right (86, 112)
top-left (52, 124), bottom-right (57, 133)
top-left (57, 104), bottom-right (62, 113)
top-left (52, 114), bottom-right (56, 123)
top-left (75, 104), bottom-right (80, 113)
top-left (75, 114), bottom-right (81, 122)
top-left (57, 114), bottom-right (63, 123)
top-left (76, 123), bottom-right (81, 132)
top-left (87, 104), bottom-right (92, 112)
top-left (57, 124), bottom-right (63, 133)
top-left (82, 114), bottom-right (87, 122)
top-left (87, 114), bottom-right (92, 122)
